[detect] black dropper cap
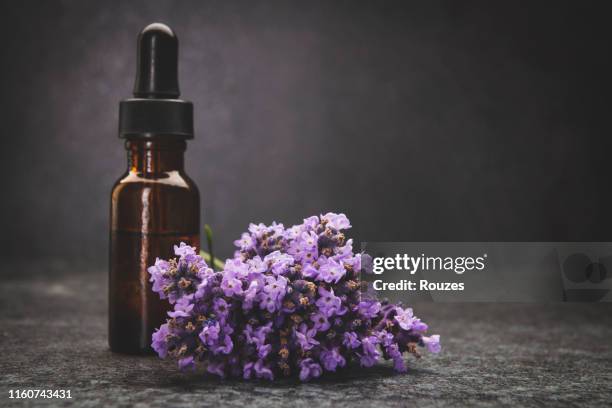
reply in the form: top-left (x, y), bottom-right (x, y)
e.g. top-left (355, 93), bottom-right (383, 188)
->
top-left (119, 23), bottom-right (194, 139)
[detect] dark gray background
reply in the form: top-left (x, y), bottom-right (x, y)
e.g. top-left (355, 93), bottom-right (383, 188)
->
top-left (1, 1), bottom-right (611, 268)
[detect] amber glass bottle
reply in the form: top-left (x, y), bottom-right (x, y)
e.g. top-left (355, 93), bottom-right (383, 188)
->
top-left (109, 23), bottom-right (199, 354)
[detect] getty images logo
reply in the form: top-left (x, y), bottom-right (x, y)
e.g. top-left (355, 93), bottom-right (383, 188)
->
top-left (561, 252), bottom-right (612, 301)
top-left (371, 253), bottom-right (488, 275)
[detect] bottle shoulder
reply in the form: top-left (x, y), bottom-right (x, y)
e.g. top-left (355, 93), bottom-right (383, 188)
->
top-left (113, 170), bottom-right (197, 189)
top-left (111, 171), bottom-right (199, 201)
top-left (110, 170), bottom-right (200, 232)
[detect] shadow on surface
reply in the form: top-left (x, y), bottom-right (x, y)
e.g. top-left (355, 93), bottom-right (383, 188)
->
top-left (137, 362), bottom-right (437, 390)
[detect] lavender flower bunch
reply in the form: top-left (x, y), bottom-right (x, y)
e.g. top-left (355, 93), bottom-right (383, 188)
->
top-left (148, 213), bottom-right (440, 381)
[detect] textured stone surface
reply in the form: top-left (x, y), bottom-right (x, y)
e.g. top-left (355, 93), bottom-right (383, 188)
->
top-left (1, 265), bottom-right (612, 407)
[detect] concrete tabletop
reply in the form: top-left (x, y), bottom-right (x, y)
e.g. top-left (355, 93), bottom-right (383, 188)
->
top-left (1, 262), bottom-right (611, 407)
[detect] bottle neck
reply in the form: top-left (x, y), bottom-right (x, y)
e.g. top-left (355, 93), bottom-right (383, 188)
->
top-left (126, 139), bottom-right (186, 174)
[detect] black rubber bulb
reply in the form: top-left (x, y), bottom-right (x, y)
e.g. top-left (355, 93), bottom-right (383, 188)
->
top-left (133, 23), bottom-right (180, 99)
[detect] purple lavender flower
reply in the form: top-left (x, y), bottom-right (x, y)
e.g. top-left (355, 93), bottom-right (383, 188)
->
top-left (321, 212), bottom-right (351, 230)
top-left (357, 300), bottom-right (381, 319)
top-left (245, 323), bottom-right (273, 349)
top-left (243, 361), bottom-right (255, 379)
top-left (213, 298), bottom-right (230, 320)
top-left (301, 264), bottom-right (319, 279)
top-left (178, 356), bottom-right (195, 370)
top-left (295, 323), bottom-right (319, 351)
top-left (302, 215), bottom-right (319, 230)
top-left (317, 258), bottom-right (346, 283)
top-left (320, 347), bottom-right (346, 371)
top-left (213, 334), bottom-right (233, 355)
top-left (149, 212), bottom-right (441, 381)
top-left (263, 251), bottom-right (294, 275)
top-left (257, 343), bottom-right (272, 359)
top-left (174, 242), bottom-right (197, 258)
top-left (199, 322), bottom-right (220, 346)
top-left (394, 306), bottom-right (418, 330)
top-left (358, 335), bottom-right (381, 367)
top-left (288, 231), bottom-right (319, 263)
top-left (378, 330), bottom-right (395, 347)
top-left (168, 297), bottom-right (195, 318)
top-left (311, 312), bottom-right (330, 332)
top-left (422, 335), bottom-right (441, 353)
top-left (315, 286), bottom-right (343, 317)
top-left (259, 292), bottom-right (278, 313)
top-left (221, 272), bottom-right (243, 297)
top-left (148, 258), bottom-right (171, 297)
top-left (151, 324), bottom-right (171, 358)
top-left (242, 280), bottom-right (260, 310)
top-left (343, 331), bottom-right (361, 349)
top-left (386, 343), bottom-right (407, 373)
top-left (254, 360), bottom-right (274, 380)
top-left (248, 223), bottom-right (267, 236)
top-left (223, 258), bottom-right (250, 279)
top-left (148, 243), bottom-right (212, 304)
top-left (412, 318), bottom-right (429, 332)
top-left (207, 361), bottom-right (225, 378)
top-left (243, 358), bottom-right (274, 380)
top-left (234, 232), bottom-right (255, 251)
top-left (299, 358), bottom-right (323, 381)
top-left (263, 275), bottom-right (288, 299)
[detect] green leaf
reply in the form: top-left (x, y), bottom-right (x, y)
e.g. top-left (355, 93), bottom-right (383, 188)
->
top-left (200, 250), bottom-right (225, 271)
top-left (203, 224), bottom-right (215, 270)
